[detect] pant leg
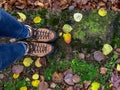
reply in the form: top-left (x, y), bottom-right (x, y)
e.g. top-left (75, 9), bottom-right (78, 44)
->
top-left (0, 9), bottom-right (30, 39)
top-left (0, 42), bottom-right (27, 71)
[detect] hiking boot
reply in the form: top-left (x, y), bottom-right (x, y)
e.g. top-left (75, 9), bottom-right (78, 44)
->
top-left (26, 42), bottom-right (54, 57)
top-left (26, 25), bottom-right (57, 42)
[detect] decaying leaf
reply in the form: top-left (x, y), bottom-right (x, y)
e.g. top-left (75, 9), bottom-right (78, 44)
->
top-left (38, 81), bottom-right (49, 90)
top-left (52, 72), bottom-right (63, 83)
top-left (12, 65), bottom-right (24, 74)
top-left (93, 51), bottom-right (104, 61)
top-left (64, 73), bottom-right (74, 85)
top-left (72, 74), bottom-right (80, 83)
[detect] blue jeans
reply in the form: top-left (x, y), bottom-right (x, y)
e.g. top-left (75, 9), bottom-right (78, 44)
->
top-left (0, 9), bottom-right (30, 71)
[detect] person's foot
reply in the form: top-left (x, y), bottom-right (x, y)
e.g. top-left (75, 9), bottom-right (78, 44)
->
top-left (26, 25), bottom-right (57, 42)
top-left (26, 42), bottom-right (54, 57)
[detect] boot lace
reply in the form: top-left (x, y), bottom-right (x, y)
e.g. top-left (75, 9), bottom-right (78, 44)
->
top-left (32, 29), bottom-right (51, 40)
top-left (28, 42), bottom-right (48, 54)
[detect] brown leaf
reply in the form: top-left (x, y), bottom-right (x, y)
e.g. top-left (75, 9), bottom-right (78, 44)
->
top-left (64, 73), bottom-right (74, 85)
top-left (72, 74), bottom-right (80, 83)
top-left (52, 72), bottom-right (63, 83)
top-left (40, 57), bottom-right (47, 67)
top-left (63, 69), bottom-right (73, 76)
top-left (12, 65), bottom-right (24, 74)
top-left (38, 81), bottom-right (49, 90)
top-left (83, 80), bottom-right (91, 89)
top-left (74, 84), bottom-right (83, 90)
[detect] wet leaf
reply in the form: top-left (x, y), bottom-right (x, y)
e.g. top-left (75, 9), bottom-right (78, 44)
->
top-left (17, 12), bottom-right (26, 22)
top-left (63, 33), bottom-right (71, 44)
top-left (12, 65), bottom-right (24, 74)
top-left (23, 57), bottom-right (33, 67)
top-left (102, 44), bottom-right (113, 55)
top-left (62, 24), bottom-right (73, 33)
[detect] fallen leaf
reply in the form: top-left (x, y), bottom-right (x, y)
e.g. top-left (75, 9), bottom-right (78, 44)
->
top-left (102, 44), bottom-right (113, 55)
top-left (38, 81), bottom-right (49, 90)
top-left (32, 73), bottom-right (39, 80)
top-left (117, 64), bottom-right (120, 71)
top-left (93, 51), bottom-right (104, 61)
top-left (52, 72), bottom-right (63, 83)
top-left (23, 57), bottom-right (33, 67)
top-left (72, 74), bottom-right (80, 83)
top-left (35, 58), bottom-right (42, 67)
top-left (12, 65), bottom-right (24, 74)
top-left (62, 24), bottom-right (73, 33)
top-left (64, 73), bottom-right (74, 85)
top-left (20, 86), bottom-right (27, 90)
top-left (13, 73), bottom-right (20, 79)
top-left (33, 16), bottom-right (42, 24)
top-left (100, 67), bottom-right (108, 75)
top-left (73, 13), bottom-right (83, 22)
top-left (91, 82), bottom-right (100, 90)
top-left (63, 33), bottom-right (71, 44)
top-left (98, 8), bottom-right (107, 17)
top-left (31, 80), bottom-right (40, 87)
top-left (17, 12), bottom-right (26, 22)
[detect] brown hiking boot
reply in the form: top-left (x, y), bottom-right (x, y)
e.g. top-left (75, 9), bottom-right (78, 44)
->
top-left (26, 25), bottom-right (57, 42)
top-left (26, 42), bottom-right (54, 57)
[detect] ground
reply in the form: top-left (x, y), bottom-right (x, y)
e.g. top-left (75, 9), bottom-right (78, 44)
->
top-left (0, 6), bottom-right (120, 90)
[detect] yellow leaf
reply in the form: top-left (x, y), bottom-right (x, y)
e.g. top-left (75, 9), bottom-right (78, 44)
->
top-left (35, 58), bottom-right (42, 67)
top-left (63, 33), bottom-right (71, 44)
top-left (98, 8), bottom-right (107, 17)
top-left (102, 44), bottom-right (113, 55)
top-left (91, 82), bottom-right (100, 90)
top-left (31, 80), bottom-right (40, 87)
top-left (62, 24), bottom-right (73, 33)
top-left (17, 12), bottom-right (26, 22)
top-left (23, 57), bottom-right (33, 67)
top-left (20, 86), bottom-right (27, 90)
top-left (117, 64), bottom-right (120, 71)
top-left (13, 73), bottom-right (19, 79)
top-left (33, 16), bottom-right (42, 24)
top-left (59, 32), bottom-right (63, 37)
top-left (32, 73), bottom-right (39, 80)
